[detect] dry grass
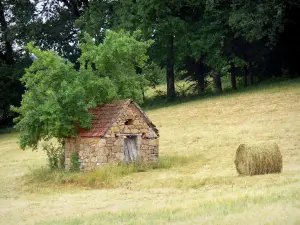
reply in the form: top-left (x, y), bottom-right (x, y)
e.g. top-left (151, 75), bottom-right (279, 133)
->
top-left (24, 155), bottom-right (195, 188)
top-left (235, 143), bottom-right (282, 176)
top-left (1, 79), bottom-right (300, 224)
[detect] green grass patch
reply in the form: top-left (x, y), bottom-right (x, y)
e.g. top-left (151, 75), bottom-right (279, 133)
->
top-left (24, 155), bottom-right (194, 189)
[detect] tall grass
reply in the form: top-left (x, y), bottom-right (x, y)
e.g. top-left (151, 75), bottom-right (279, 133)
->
top-left (24, 155), bottom-right (194, 188)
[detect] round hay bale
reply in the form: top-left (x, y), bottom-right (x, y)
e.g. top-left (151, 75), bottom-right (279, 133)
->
top-left (234, 143), bottom-right (282, 176)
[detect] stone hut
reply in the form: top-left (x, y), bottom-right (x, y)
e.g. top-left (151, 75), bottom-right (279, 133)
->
top-left (65, 99), bottom-right (159, 171)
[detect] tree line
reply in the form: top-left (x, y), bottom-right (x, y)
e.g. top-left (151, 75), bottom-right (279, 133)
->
top-left (1, 0), bottom-right (300, 128)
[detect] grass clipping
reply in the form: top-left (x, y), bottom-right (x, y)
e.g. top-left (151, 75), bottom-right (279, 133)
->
top-left (235, 143), bottom-right (282, 176)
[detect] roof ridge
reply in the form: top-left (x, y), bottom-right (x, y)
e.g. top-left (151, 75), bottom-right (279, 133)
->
top-left (100, 99), bottom-right (132, 137)
top-left (131, 102), bottom-right (159, 136)
top-left (79, 99), bottom-right (158, 137)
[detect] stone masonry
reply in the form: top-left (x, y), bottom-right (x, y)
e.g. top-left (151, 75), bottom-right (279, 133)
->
top-left (65, 100), bottom-right (159, 171)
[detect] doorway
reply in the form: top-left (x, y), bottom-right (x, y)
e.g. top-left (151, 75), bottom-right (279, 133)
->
top-left (124, 136), bottom-right (138, 163)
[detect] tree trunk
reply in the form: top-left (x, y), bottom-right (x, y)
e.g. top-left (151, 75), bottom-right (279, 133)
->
top-left (230, 62), bottom-right (237, 90)
top-left (166, 35), bottom-right (175, 99)
top-left (0, 1), bottom-right (14, 65)
top-left (250, 71), bottom-right (254, 85)
top-left (213, 72), bottom-right (222, 95)
top-left (243, 65), bottom-right (249, 87)
top-left (196, 56), bottom-right (205, 94)
top-left (243, 54), bottom-right (249, 87)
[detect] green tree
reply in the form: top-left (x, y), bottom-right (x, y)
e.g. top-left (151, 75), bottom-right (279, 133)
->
top-left (75, 0), bottom-right (116, 43)
top-left (228, 0), bottom-right (300, 84)
top-left (26, 0), bottom-right (88, 61)
top-left (0, 0), bottom-right (86, 127)
top-left (115, 0), bottom-right (193, 99)
top-left (139, 62), bottom-right (165, 101)
top-left (79, 30), bottom-right (153, 102)
top-left (12, 30), bottom-right (151, 153)
top-left (12, 43), bottom-right (116, 150)
top-left (187, 1), bottom-right (231, 94)
top-left (228, 0), bottom-right (285, 45)
top-left (142, 62), bottom-right (165, 89)
top-left (0, 0), bottom-right (35, 127)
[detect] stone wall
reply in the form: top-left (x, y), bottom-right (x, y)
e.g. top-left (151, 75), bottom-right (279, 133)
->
top-left (104, 104), bottom-right (158, 139)
top-left (65, 137), bottom-right (81, 169)
top-left (65, 103), bottom-right (159, 171)
top-left (140, 138), bottom-right (159, 161)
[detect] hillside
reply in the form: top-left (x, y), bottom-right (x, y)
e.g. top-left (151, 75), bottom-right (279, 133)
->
top-left (0, 80), bottom-right (300, 225)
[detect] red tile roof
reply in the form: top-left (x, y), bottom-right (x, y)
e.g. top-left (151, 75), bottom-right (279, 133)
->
top-left (79, 99), bottom-right (131, 137)
top-left (79, 99), bottom-right (159, 138)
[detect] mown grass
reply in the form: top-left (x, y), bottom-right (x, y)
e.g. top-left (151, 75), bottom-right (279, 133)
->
top-left (1, 78), bottom-right (300, 225)
top-left (37, 182), bottom-right (300, 225)
top-left (142, 77), bottom-right (300, 110)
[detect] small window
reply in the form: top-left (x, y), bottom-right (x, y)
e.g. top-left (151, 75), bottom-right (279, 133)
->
top-left (125, 119), bottom-right (134, 125)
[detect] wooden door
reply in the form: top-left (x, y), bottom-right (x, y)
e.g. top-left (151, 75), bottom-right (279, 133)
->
top-left (124, 136), bottom-right (138, 163)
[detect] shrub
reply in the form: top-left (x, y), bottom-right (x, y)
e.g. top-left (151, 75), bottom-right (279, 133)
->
top-left (42, 141), bottom-right (65, 170)
top-left (176, 82), bottom-right (193, 97)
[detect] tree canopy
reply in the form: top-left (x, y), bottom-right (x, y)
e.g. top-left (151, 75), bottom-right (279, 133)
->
top-left (1, 0), bottom-right (300, 129)
top-left (12, 30), bottom-right (152, 149)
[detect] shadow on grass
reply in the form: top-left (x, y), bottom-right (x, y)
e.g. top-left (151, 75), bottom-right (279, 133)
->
top-left (142, 78), bottom-right (300, 111)
top-left (0, 130), bottom-right (19, 141)
top-left (23, 155), bottom-right (198, 189)
top-left (0, 127), bottom-right (17, 135)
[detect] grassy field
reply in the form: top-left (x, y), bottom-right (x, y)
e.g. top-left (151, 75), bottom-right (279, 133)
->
top-left (1, 79), bottom-right (300, 224)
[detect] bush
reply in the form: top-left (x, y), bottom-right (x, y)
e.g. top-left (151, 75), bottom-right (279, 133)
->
top-left (176, 82), bottom-right (194, 97)
top-left (42, 141), bottom-right (65, 170)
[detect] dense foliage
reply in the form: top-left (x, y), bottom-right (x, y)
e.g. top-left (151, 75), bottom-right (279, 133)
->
top-left (1, 0), bottom-right (300, 128)
top-left (12, 43), bottom-right (115, 149)
top-left (79, 30), bottom-right (153, 102)
top-left (12, 30), bottom-right (151, 150)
